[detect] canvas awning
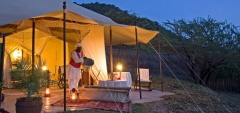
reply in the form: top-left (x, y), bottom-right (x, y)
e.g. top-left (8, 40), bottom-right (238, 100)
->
top-left (0, 0), bottom-right (158, 45)
top-left (105, 25), bottom-right (158, 45)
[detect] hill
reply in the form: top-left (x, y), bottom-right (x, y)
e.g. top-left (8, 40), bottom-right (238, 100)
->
top-left (75, 2), bottom-right (178, 52)
top-left (79, 2), bottom-right (158, 30)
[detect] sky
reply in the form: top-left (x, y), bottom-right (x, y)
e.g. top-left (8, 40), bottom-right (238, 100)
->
top-left (70, 0), bottom-right (240, 26)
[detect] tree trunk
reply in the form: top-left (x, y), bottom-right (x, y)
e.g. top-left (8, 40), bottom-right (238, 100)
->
top-left (199, 58), bottom-right (224, 85)
top-left (182, 46), bottom-right (197, 83)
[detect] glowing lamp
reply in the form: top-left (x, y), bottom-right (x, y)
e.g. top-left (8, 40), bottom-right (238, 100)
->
top-left (45, 87), bottom-right (50, 97)
top-left (13, 49), bottom-right (22, 59)
top-left (42, 65), bottom-right (47, 71)
top-left (116, 63), bottom-right (123, 80)
top-left (116, 63), bottom-right (122, 71)
top-left (70, 88), bottom-right (77, 102)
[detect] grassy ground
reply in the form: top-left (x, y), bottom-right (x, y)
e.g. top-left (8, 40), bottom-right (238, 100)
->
top-left (59, 76), bottom-right (240, 113)
top-left (152, 76), bottom-right (240, 113)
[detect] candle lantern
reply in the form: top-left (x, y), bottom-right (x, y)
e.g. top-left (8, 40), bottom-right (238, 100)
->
top-left (70, 88), bottom-right (77, 102)
top-left (45, 87), bottom-right (50, 97)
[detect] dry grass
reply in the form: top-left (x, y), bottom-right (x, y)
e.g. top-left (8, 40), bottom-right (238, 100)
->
top-left (152, 76), bottom-right (240, 113)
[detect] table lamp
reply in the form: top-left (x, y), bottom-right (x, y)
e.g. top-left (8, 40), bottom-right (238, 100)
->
top-left (116, 63), bottom-right (122, 80)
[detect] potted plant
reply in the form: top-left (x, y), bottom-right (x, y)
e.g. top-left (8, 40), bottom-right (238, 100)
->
top-left (10, 58), bottom-right (48, 113)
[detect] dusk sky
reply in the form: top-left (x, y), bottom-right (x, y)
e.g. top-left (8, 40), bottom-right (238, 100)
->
top-left (70, 0), bottom-right (240, 26)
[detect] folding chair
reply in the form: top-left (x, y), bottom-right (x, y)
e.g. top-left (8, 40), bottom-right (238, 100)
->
top-left (134, 68), bottom-right (152, 91)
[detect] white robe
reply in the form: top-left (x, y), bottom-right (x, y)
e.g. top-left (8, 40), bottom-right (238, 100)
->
top-left (68, 51), bottom-right (83, 91)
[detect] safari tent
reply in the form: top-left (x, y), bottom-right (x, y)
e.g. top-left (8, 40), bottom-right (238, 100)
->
top-left (0, 0), bottom-right (158, 87)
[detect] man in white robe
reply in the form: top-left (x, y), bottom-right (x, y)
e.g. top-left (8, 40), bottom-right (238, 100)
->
top-left (68, 43), bottom-right (84, 92)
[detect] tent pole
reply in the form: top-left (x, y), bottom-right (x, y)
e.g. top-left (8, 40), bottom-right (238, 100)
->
top-left (110, 26), bottom-right (113, 80)
top-left (0, 34), bottom-right (6, 109)
top-left (32, 19), bottom-right (35, 71)
top-left (158, 37), bottom-right (163, 92)
top-left (63, 1), bottom-right (67, 111)
top-left (0, 34), bottom-right (9, 112)
top-left (156, 25), bottom-right (163, 92)
top-left (135, 22), bottom-right (142, 99)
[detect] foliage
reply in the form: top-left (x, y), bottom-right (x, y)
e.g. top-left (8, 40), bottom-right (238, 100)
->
top-left (163, 17), bottom-right (240, 86)
top-left (10, 59), bottom-right (48, 98)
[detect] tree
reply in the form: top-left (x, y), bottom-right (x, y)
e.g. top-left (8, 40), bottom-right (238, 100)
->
top-left (164, 17), bottom-right (240, 85)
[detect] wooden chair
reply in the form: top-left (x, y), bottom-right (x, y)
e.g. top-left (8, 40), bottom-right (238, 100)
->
top-left (58, 65), bottom-right (68, 88)
top-left (134, 68), bottom-right (152, 91)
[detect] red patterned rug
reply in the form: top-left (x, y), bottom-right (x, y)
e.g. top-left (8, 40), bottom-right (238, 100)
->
top-left (51, 98), bottom-right (131, 112)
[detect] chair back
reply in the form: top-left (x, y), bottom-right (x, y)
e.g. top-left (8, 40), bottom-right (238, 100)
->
top-left (58, 65), bottom-right (68, 75)
top-left (138, 68), bottom-right (150, 81)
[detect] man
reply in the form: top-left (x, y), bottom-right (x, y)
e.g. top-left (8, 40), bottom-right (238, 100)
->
top-left (68, 43), bottom-right (84, 92)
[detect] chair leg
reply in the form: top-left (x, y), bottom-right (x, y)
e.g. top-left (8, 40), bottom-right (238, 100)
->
top-left (58, 77), bottom-right (63, 89)
top-left (58, 74), bottom-right (66, 89)
top-left (134, 81), bottom-right (138, 90)
top-left (78, 79), bottom-right (82, 87)
top-left (148, 82), bottom-right (152, 91)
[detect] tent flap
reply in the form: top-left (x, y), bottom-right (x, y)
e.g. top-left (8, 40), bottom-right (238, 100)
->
top-left (104, 26), bottom-right (158, 45)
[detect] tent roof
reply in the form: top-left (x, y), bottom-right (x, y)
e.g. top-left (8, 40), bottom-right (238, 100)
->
top-left (0, 0), bottom-right (159, 45)
top-left (0, 0), bottom-right (118, 26)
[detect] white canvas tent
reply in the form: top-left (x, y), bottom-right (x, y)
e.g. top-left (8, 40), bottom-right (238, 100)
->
top-left (0, 0), bottom-right (158, 87)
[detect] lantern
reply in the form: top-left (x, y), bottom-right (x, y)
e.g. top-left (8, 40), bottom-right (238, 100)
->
top-left (45, 87), bottom-right (50, 97)
top-left (13, 48), bottom-right (22, 60)
top-left (41, 65), bottom-right (50, 87)
top-left (70, 88), bottom-right (77, 102)
top-left (42, 61), bottom-right (48, 71)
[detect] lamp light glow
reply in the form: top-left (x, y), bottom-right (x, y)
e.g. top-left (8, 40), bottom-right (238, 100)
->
top-left (70, 88), bottom-right (77, 102)
top-left (72, 93), bottom-right (76, 100)
top-left (45, 87), bottom-right (50, 97)
top-left (42, 66), bottom-right (47, 71)
top-left (116, 63), bottom-right (122, 71)
top-left (13, 49), bottom-right (22, 59)
top-left (116, 63), bottom-right (123, 80)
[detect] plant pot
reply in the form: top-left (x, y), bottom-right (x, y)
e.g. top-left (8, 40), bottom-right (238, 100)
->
top-left (15, 97), bottom-right (43, 113)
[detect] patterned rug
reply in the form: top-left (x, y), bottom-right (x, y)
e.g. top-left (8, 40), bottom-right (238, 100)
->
top-left (51, 99), bottom-right (131, 112)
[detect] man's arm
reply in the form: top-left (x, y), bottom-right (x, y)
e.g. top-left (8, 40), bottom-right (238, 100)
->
top-left (71, 51), bottom-right (83, 63)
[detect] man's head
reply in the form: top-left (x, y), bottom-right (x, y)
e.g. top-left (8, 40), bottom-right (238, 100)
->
top-left (76, 43), bottom-right (82, 52)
